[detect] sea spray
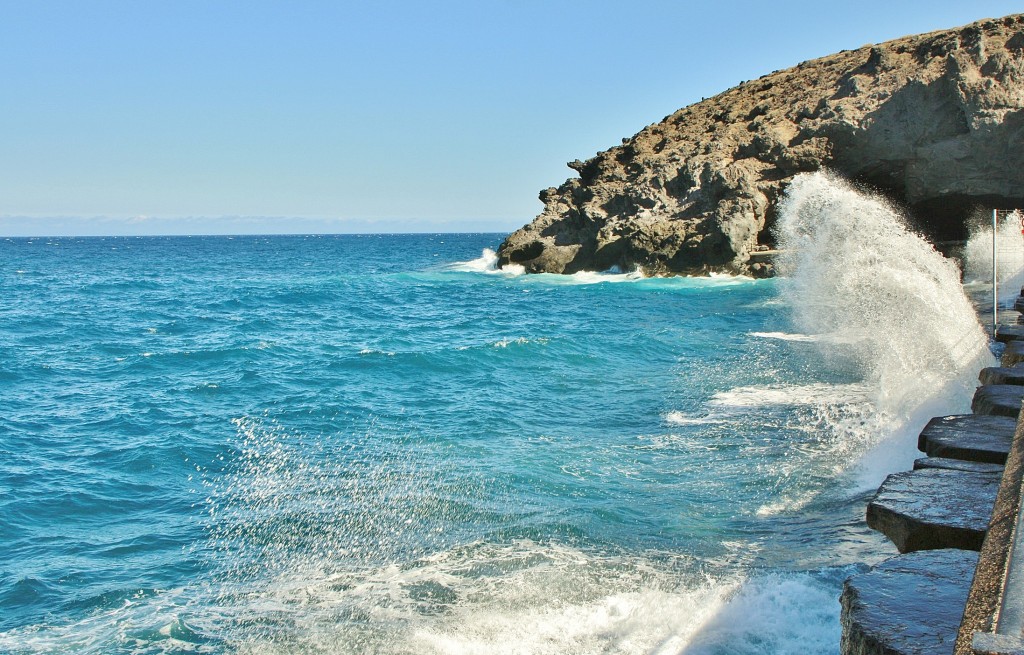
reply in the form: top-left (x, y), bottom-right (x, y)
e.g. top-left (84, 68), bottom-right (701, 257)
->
top-left (775, 171), bottom-right (993, 480)
top-left (963, 209), bottom-right (1024, 304)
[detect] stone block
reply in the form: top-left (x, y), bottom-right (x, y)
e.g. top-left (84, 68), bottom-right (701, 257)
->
top-left (979, 364), bottom-right (1024, 386)
top-left (918, 414), bottom-right (1014, 464)
top-left (912, 457), bottom-right (1004, 474)
top-left (1002, 341), bottom-right (1024, 367)
top-left (972, 385), bottom-right (1024, 418)
top-left (867, 468), bottom-right (1000, 552)
top-left (841, 549), bottom-right (979, 655)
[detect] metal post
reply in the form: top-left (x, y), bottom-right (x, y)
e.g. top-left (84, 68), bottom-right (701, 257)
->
top-left (994, 208), bottom-right (999, 333)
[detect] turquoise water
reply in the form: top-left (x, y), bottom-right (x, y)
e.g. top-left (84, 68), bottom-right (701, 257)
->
top-left (0, 216), bottom-right (988, 654)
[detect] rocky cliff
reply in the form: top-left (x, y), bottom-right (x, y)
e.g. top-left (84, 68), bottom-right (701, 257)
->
top-left (497, 14), bottom-right (1024, 277)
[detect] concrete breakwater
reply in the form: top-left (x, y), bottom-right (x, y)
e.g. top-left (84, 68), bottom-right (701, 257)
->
top-left (840, 294), bottom-right (1024, 655)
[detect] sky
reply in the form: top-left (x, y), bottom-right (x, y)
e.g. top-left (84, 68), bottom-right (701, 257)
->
top-left (2, 0), bottom-right (1022, 236)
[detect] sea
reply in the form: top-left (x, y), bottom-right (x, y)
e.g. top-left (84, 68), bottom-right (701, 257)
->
top-left (0, 173), bottom-right (1007, 654)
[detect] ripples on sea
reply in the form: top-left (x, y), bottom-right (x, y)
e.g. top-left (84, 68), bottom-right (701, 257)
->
top-left (0, 224), bottom-right (986, 653)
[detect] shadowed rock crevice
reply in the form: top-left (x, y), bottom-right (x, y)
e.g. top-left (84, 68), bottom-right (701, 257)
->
top-left (498, 14), bottom-right (1024, 276)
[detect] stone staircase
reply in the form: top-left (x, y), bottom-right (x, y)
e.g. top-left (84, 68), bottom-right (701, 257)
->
top-left (840, 296), bottom-right (1024, 655)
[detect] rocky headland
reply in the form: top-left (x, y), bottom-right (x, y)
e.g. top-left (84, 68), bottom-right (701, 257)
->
top-left (497, 14), bottom-right (1024, 277)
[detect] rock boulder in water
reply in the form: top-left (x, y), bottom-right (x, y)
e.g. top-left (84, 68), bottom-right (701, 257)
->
top-left (497, 14), bottom-right (1024, 276)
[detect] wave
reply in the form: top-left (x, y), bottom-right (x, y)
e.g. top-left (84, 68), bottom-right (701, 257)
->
top-left (447, 249), bottom-right (763, 288)
top-left (663, 411), bottom-right (728, 426)
top-left (0, 541), bottom-right (847, 655)
top-left (774, 172), bottom-right (993, 485)
top-left (659, 173), bottom-right (995, 515)
top-left (749, 331), bottom-right (819, 342)
top-left (447, 248), bottom-right (526, 276)
top-left (708, 382), bottom-right (874, 409)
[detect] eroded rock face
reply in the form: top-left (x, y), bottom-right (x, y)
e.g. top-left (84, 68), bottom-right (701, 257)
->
top-left (497, 14), bottom-right (1024, 276)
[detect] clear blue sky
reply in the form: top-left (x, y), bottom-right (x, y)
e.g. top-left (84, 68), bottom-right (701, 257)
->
top-left (2, 0), bottom-right (1021, 236)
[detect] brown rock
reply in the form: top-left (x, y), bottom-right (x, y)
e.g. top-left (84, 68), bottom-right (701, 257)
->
top-left (498, 14), bottom-right (1024, 276)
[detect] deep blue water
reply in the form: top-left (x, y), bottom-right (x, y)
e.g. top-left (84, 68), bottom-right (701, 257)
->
top-left (0, 233), bottom-right (968, 654)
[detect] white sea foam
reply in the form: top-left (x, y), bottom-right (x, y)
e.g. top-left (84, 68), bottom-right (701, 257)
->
top-left (448, 248), bottom-right (525, 276)
top-left (358, 347), bottom-right (396, 356)
top-left (492, 337), bottom-right (548, 348)
top-left (663, 410), bottom-right (727, 426)
top-left (448, 249), bottom-right (766, 288)
top-left (0, 546), bottom-right (843, 655)
top-left (749, 331), bottom-right (819, 342)
top-left (709, 383), bottom-right (874, 409)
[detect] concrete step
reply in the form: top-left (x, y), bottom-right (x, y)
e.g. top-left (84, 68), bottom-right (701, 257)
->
top-left (918, 414), bottom-right (1015, 464)
top-left (972, 384), bottom-right (1024, 418)
top-left (912, 457), bottom-right (1004, 474)
top-left (979, 363), bottom-right (1024, 386)
top-left (840, 549), bottom-right (978, 655)
top-left (995, 324), bottom-right (1024, 342)
top-left (867, 467), bottom-right (1000, 552)
top-left (1002, 340), bottom-right (1024, 366)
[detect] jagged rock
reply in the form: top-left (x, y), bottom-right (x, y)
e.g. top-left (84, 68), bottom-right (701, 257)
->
top-left (979, 363), bottom-right (1024, 385)
top-left (913, 456), bottom-right (1004, 473)
top-left (498, 14), bottom-right (1024, 276)
top-left (867, 468), bottom-right (1000, 552)
top-left (918, 414), bottom-right (1014, 464)
top-left (840, 549), bottom-right (979, 655)
top-left (972, 384), bottom-right (1024, 417)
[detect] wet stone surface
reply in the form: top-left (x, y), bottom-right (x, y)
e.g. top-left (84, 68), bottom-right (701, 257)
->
top-left (996, 324), bottom-right (1024, 343)
top-left (841, 549), bottom-right (979, 655)
top-left (867, 468), bottom-right (1000, 552)
top-left (917, 414), bottom-right (1014, 464)
top-left (913, 457), bottom-right (1005, 474)
top-left (972, 385), bottom-right (1024, 419)
top-left (979, 363), bottom-right (1024, 386)
top-left (1002, 340), bottom-right (1024, 367)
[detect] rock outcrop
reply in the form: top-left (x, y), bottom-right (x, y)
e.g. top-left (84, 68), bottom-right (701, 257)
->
top-left (497, 14), bottom-right (1024, 277)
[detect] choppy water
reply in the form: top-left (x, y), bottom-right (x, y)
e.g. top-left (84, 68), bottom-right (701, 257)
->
top-left (0, 175), bottom-right (995, 654)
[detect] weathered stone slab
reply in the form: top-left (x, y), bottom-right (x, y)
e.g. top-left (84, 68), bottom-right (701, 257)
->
top-left (972, 632), bottom-right (1024, 655)
top-left (1002, 341), bottom-right (1024, 367)
top-left (867, 468), bottom-right (1000, 552)
top-left (918, 414), bottom-right (1014, 464)
top-left (980, 363), bottom-right (1024, 386)
top-left (841, 549), bottom-right (978, 655)
top-left (972, 385), bottom-right (1024, 418)
top-left (996, 324), bottom-right (1024, 343)
top-left (912, 457), bottom-right (1004, 474)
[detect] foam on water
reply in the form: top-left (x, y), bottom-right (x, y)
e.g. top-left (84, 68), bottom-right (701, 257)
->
top-left (749, 331), bottom-right (819, 342)
top-left (448, 248), bottom-right (525, 276)
top-left (168, 418), bottom-right (846, 655)
top-left (448, 249), bottom-right (760, 288)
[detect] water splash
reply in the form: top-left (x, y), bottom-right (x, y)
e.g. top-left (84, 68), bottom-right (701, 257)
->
top-left (447, 248), bottom-right (525, 275)
top-left (775, 171), bottom-right (993, 483)
top-left (963, 209), bottom-right (1024, 304)
top-left (202, 417), bottom-right (484, 652)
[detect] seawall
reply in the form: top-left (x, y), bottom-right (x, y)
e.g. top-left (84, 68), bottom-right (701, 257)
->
top-left (840, 291), bottom-right (1024, 654)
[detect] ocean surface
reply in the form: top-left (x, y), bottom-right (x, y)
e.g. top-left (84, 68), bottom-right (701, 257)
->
top-left (0, 174), bottom-right (1001, 654)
